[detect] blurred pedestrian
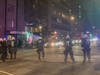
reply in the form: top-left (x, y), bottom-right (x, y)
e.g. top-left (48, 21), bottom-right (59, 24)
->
top-left (81, 34), bottom-right (91, 63)
top-left (64, 35), bottom-right (74, 63)
top-left (0, 38), bottom-right (5, 62)
top-left (37, 37), bottom-right (45, 60)
top-left (10, 37), bottom-right (18, 61)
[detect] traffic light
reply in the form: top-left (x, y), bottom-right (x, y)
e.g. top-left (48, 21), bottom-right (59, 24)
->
top-left (0, 26), bottom-right (1, 28)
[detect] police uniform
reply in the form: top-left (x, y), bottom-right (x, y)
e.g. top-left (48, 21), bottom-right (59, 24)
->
top-left (10, 40), bottom-right (18, 60)
top-left (37, 39), bottom-right (44, 60)
top-left (0, 41), bottom-right (5, 62)
top-left (81, 38), bottom-right (91, 63)
top-left (64, 38), bottom-right (74, 62)
top-left (3, 40), bottom-right (7, 58)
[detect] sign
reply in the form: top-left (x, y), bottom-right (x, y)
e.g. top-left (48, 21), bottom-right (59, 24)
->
top-left (10, 31), bottom-right (17, 34)
top-left (10, 31), bottom-right (26, 34)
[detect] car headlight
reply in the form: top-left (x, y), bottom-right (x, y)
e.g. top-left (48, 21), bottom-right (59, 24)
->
top-left (76, 40), bottom-right (78, 43)
top-left (44, 44), bottom-right (47, 46)
top-left (72, 41), bottom-right (75, 44)
top-left (61, 42), bottom-right (64, 45)
top-left (51, 43), bottom-right (55, 46)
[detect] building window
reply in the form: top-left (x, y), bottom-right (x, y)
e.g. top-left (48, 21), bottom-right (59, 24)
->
top-left (69, 10), bottom-right (71, 12)
top-left (64, 0), bottom-right (66, 1)
top-left (33, 5), bottom-right (35, 9)
top-left (25, 27), bottom-right (28, 31)
top-left (79, 9), bottom-right (81, 11)
top-left (57, 12), bottom-right (62, 16)
top-left (79, 16), bottom-right (81, 18)
top-left (70, 13), bottom-right (71, 14)
top-left (79, 6), bottom-right (81, 8)
top-left (31, 27), bottom-right (34, 32)
top-left (57, 18), bottom-right (62, 23)
top-left (62, 13), bottom-right (67, 19)
top-left (51, 9), bottom-right (56, 14)
top-left (8, 5), bottom-right (14, 13)
top-left (12, 20), bottom-right (14, 27)
top-left (35, 28), bottom-right (38, 32)
top-left (79, 12), bottom-right (81, 14)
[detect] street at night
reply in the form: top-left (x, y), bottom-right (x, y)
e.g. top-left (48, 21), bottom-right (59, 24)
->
top-left (0, 43), bottom-right (100, 75)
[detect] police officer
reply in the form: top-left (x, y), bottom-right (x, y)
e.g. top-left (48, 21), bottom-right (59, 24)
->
top-left (0, 38), bottom-right (5, 62)
top-left (64, 35), bottom-right (74, 63)
top-left (3, 38), bottom-right (7, 59)
top-left (81, 34), bottom-right (91, 63)
top-left (37, 37), bottom-right (44, 60)
top-left (10, 37), bottom-right (18, 61)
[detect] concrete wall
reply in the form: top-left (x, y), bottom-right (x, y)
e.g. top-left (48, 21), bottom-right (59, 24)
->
top-left (0, 0), bottom-right (5, 38)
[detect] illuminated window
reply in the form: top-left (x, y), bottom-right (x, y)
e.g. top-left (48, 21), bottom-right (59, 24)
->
top-left (79, 6), bottom-right (81, 8)
top-left (12, 20), bottom-right (14, 27)
top-left (79, 16), bottom-right (81, 18)
top-left (57, 18), bottom-right (62, 23)
top-left (69, 10), bottom-right (71, 12)
top-left (31, 27), bottom-right (34, 32)
top-left (70, 13), bottom-right (71, 14)
top-left (64, 0), bottom-right (66, 1)
top-left (57, 12), bottom-right (62, 16)
top-left (79, 12), bottom-right (81, 14)
top-left (25, 27), bottom-right (28, 31)
top-left (35, 28), bottom-right (38, 32)
top-left (33, 5), bottom-right (35, 9)
top-left (62, 13), bottom-right (67, 19)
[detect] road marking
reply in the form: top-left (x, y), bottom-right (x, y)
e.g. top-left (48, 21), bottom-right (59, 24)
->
top-left (0, 70), bottom-right (13, 75)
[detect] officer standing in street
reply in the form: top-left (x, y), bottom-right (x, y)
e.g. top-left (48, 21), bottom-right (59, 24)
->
top-left (37, 37), bottom-right (44, 60)
top-left (0, 38), bottom-right (5, 62)
top-left (3, 38), bottom-right (7, 59)
top-left (10, 37), bottom-right (18, 61)
top-left (81, 34), bottom-right (91, 63)
top-left (64, 35), bottom-right (74, 63)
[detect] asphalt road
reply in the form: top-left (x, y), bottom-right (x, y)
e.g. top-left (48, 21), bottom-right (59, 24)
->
top-left (0, 42), bottom-right (100, 75)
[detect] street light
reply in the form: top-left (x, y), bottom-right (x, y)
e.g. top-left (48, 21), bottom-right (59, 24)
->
top-left (39, 26), bottom-right (42, 29)
top-left (71, 16), bottom-right (75, 20)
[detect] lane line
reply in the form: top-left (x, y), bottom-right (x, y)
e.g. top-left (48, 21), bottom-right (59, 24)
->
top-left (0, 70), bottom-right (13, 75)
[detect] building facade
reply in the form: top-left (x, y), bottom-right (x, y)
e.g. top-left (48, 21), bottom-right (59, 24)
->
top-left (0, 0), bottom-right (24, 38)
top-left (70, 1), bottom-right (87, 33)
top-left (24, 0), bottom-right (71, 36)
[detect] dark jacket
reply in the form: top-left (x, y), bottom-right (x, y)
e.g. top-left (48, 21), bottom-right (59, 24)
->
top-left (37, 39), bottom-right (44, 51)
top-left (11, 40), bottom-right (18, 51)
top-left (64, 38), bottom-right (73, 51)
top-left (0, 41), bottom-right (3, 51)
top-left (81, 38), bottom-right (90, 49)
top-left (3, 41), bottom-right (7, 50)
